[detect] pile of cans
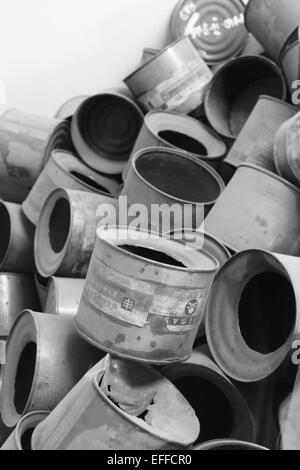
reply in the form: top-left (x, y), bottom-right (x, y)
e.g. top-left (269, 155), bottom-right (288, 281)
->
top-left (0, 0), bottom-right (300, 451)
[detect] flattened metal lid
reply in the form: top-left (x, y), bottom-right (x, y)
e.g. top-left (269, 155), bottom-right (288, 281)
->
top-left (170, 0), bottom-right (249, 65)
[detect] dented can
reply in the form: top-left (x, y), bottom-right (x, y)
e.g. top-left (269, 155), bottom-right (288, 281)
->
top-left (0, 311), bottom-right (104, 428)
top-left (224, 96), bottom-right (298, 171)
top-left (44, 277), bottom-right (85, 317)
top-left (31, 356), bottom-right (200, 450)
top-left (1, 412), bottom-right (49, 451)
top-left (123, 111), bottom-right (227, 180)
top-left (35, 188), bottom-right (116, 278)
top-left (204, 56), bottom-right (287, 139)
top-left (245, 0), bottom-right (300, 61)
top-left (170, 0), bottom-right (248, 65)
top-left (124, 36), bottom-right (213, 115)
top-left (22, 150), bottom-right (120, 225)
top-left (206, 250), bottom-right (300, 382)
top-left (75, 226), bottom-right (218, 364)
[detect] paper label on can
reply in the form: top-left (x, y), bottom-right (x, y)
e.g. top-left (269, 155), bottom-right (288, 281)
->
top-left (138, 58), bottom-right (212, 112)
top-left (83, 255), bottom-right (207, 333)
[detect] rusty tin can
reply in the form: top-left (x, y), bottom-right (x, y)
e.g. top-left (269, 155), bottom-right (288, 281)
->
top-left (224, 96), bottom-right (298, 171)
top-left (206, 250), bottom-right (300, 382)
top-left (44, 277), bottom-right (85, 317)
top-left (123, 111), bottom-right (227, 180)
top-left (245, 0), bottom-right (300, 61)
top-left (35, 188), bottom-right (116, 278)
top-left (22, 150), bottom-right (120, 225)
top-left (170, 0), bottom-right (248, 65)
top-left (75, 226), bottom-right (218, 364)
top-left (122, 147), bottom-right (225, 233)
top-left (124, 36), bottom-right (213, 115)
top-left (204, 55), bottom-right (287, 140)
top-left (1, 412), bottom-right (49, 451)
top-left (71, 91), bottom-right (144, 175)
top-left (0, 311), bottom-right (104, 428)
top-left (31, 356), bottom-right (200, 450)
top-left (203, 163), bottom-right (300, 256)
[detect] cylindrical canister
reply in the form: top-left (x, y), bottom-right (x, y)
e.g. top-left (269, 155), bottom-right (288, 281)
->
top-left (0, 109), bottom-right (73, 190)
top-left (124, 37), bottom-right (213, 115)
top-left (44, 277), bottom-right (85, 317)
top-left (31, 356), bottom-right (200, 450)
top-left (274, 112), bottom-right (300, 186)
top-left (203, 164), bottom-right (300, 256)
top-left (71, 91), bottom-right (144, 175)
top-left (170, 0), bottom-right (248, 66)
top-left (35, 188), bottom-right (116, 278)
top-left (55, 96), bottom-right (89, 120)
top-left (0, 201), bottom-right (35, 274)
top-left (121, 147), bottom-right (225, 234)
top-left (162, 346), bottom-right (254, 447)
top-left (204, 55), bottom-right (287, 139)
top-left (75, 226), bottom-right (218, 364)
top-left (22, 150), bottom-right (120, 225)
top-left (0, 310), bottom-right (104, 428)
top-left (195, 440), bottom-right (268, 450)
top-left (206, 250), bottom-right (300, 382)
top-left (1, 412), bottom-right (49, 451)
top-left (224, 96), bottom-right (298, 171)
top-left (245, 0), bottom-right (300, 61)
top-left (123, 111), bottom-right (226, 180)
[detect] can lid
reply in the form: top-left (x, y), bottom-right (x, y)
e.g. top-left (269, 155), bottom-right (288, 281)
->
top-left (170, 0), bottom-right (249, 65)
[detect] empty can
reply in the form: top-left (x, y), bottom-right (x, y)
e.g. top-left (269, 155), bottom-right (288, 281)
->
top-left (224, 96), bottom-right (298, 171)
top-left (75, 226), bottom-right (218, 364)
top-left (71, 91), bottom-right (144, 175)
top-left (206, 250), bottom-right (300, 382)
top-left (204, 55), bottom-right (287, 139)
top-left (123, 111), bottom-right (227, 180)
top-left (124, 36), bottom-right (213, 115)
top-left (170, 0), bottom-right (248, 65)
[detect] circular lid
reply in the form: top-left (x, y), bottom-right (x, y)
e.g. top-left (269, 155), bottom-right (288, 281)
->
top-left (170, 0), bottom-right (248, 65)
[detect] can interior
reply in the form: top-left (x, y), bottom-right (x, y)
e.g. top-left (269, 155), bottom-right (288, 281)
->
top-left (135, 151), bottom-right (222, 203)
top-left (49, 198), bottom-right (71, 254)
top-left (14, 342), bottom-right (37, 415)
top-left (120, 244), bottom-right (187, 268)
top-left (70, 171), bottom-right (112, 195)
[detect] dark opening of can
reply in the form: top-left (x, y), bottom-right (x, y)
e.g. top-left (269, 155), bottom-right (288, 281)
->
top-left (120, 245), bottom-right (186, 268)
top-left (21, 428), bottom-right (34, 450)
top-left (158, 130), bottom-right (208, 156)
top-left (136, 152), bottom-right (221, 203)
top-left (14, 342), bottom-right (37, 414)
top-left (70, 171), bottom-right (110, 194)
top-left (173, 373), bottom-right (234, 445)
top-left (238, 272), bottom-right (296, 355)
top-left (0, 205), bottom-right (11, 267)
top-left (49, 199), bottom-right (71, 254)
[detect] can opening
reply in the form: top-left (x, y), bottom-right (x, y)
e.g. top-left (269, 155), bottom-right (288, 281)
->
top-left (70, 171), bottom-right (111, 194)
top-left (173, 374), bottom-right (234, 445)
top-left (0, 204), bottom-right (11, 266)
top-left (238, 272), bottom-right (296, 355)
top-left (158, 130), bottom-right (208, 156)
top-left (135, 151), bottom-right (221, 203)
top-left (20, 427), bottom-right (34, 450)
top-left (120, 244), bottom-right (187, 268)
top-left (49, 199), bottom-right (71, 254)
top-left (14, 342), bottom-right (37, 414)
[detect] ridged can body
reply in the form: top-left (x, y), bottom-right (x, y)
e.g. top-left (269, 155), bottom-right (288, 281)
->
top-left (0, 201), bottom-right (35, 274)
top-left (22, 150), bottom-right (120, 225)
top-left (1, 411), bottom-right (48, 450)
top-left (0, 311), bottom-right (104, 428)
top-left (206, 250), bottom-right (300, 382)
top-left (123, 111), bottom-right (226, 180)
top-left (122, 147), bottom-right (225, 234)
top-left (204, 55), bottom-right (287, 139)
top-left (124, 37), bottom-right (212, 115)
top-left (75, 227), bottom-right (218, 364)
top-left (245, 0), bottom-right (300, 61)
top-left (31, 357), bottom-right (200, 450)
top-left (34, 188), bottom-right (116, 278)
top-left (170, 0), bottom-right (248, 65)
top-left (44, 278), bottom-right (85, 317)
top-left (225, 96), bottom-right (298, 171)
top-left (203, 164), bottom-right (300, 256)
